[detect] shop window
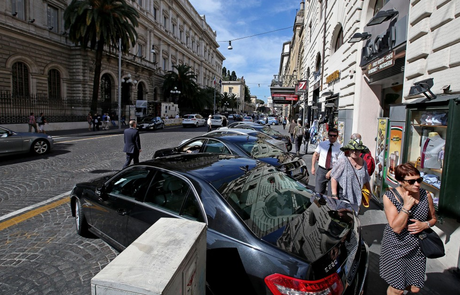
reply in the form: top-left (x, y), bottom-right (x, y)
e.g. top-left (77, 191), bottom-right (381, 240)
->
top-left (48, 69), bottom-right (61, 99)
top-left (373, 0), bottom-right (390, 15)
top-left (12, 62), bottom-right (29, 97)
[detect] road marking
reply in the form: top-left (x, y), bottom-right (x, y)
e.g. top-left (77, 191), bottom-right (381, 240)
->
top-left (0, 191), bottom-right (71, 231)
top-left (56, 134), bottom-right (121, 144)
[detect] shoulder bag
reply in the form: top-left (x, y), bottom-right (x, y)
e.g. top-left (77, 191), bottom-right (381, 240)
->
top-left (347, 158), bottom-right (370, 207)
top-left (391, 188), bottom-right (445, 258)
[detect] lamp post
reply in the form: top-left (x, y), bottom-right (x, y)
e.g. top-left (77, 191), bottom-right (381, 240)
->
top-left (118, 38), bottom-right (121, 129)
top-left (170, 86), bottom-right (181, 103)
top-left (223, 101), bottom-right (229, 112)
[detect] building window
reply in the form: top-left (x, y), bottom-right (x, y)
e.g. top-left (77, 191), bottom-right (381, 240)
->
top-left (180, 30), bottom-right (183, 41)
top-left (163, 58), bottom-right (168, 71)
top-left (333, 27), bottom-right (343, 53)
top-left (48, 69), bottom-right (61, 99)
top-left (100, 74), bottom-right (112, 103)
top-left (172, 23), bottom-right (176, 35)
top-left (47, 5), bottom-right (59, 33)
top-left (138, 0), bottom-right (143, 8)
top-left (163, 16), bottom-right (167, 29)
top-left (153, 7), bottom-right (157, 20)
top-left (229, 87), bottom-right (233, 94)
top-left (137, 44), bottom-right (143, 57)
top-left (11, 0), bottom-right (25, 20)
top-left (373, 0), bottom-right (389, 15)
top-left (12, 62), bottom-right (29, 97)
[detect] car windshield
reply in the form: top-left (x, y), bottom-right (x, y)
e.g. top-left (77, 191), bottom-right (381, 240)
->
top-left (261, 126), bottom-right (282, 136)
top-left (140, 117), bottom-right (153, 123)
top-left (234, 138), bottom-right (284, 159)
top-left (218, 165), bottom-right (314, 239)
top-left (183, 115), bottom-right (195, 119)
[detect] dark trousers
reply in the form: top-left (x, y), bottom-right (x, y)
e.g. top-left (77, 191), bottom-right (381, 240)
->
top-left (315, 166), bottom-right (332, 195)
top-left (123, 152), bottom-right (139, 169)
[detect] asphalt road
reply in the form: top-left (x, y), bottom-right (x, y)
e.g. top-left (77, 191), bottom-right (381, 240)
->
top-left (0, 124), bottom-right (458, 294)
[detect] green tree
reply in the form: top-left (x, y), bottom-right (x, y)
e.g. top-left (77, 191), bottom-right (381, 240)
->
top-left (64, 0), bottom-right (139, 113)
top-left (162, 64), bottom-right (199, 115)
top-left (230, 71), bottom-right (237, 81)
top-left (244, 85), bottom-right (251, 102)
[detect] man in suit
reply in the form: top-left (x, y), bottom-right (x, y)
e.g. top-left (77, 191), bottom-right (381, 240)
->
top-left (123, 120), bottom-right (142, 169)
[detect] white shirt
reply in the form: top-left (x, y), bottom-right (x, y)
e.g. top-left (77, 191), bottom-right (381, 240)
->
top-left (315, 140), bottom-right (342, 169)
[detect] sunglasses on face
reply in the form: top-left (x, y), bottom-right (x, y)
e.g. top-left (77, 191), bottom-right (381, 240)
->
top-left (329, 134), bottom-right (338, 137)
top-left (404, 177), bottom-right (423, 185)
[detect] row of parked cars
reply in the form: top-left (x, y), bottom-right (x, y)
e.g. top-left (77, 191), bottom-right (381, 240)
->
top-left (69, 118), bottom-right (369, 294)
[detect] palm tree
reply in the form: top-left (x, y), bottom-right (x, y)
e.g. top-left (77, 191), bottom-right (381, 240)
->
top-left (64, 0), bottom-right (139, 113)
top-left (162, 64), bottom-right (199, 114)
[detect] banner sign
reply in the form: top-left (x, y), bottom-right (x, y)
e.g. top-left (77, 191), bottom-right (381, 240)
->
top-left (272, 94), bottom-right (298, 101)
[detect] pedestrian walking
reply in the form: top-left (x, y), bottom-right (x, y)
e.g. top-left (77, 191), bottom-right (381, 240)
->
top-left (28, 112), bottom-right (37, 133)
top-left (87, 112), bottom-right (93, 131)
top-left (93, 113), bottom-right (100, 131)
top-left (310, 128), bottom-right (342, 196)
top-left (122, 120), bottom-right (142, 169)
top-left (293, 119), bottom-right (304, 156)
top-left (207, 115), bottom-right (212, 132)
top-left (288, 119), bottom-right (296, 143)
top-left (303, 123), bottom-right (310, 154)
top-left (37, 112), bottom-right (47, 134)
top-left (330, 138), bottom-right (371, 214)
top-left (282, 116), bottom-right (287, 130)
top-left (379, 163), bottom-right (438, 295)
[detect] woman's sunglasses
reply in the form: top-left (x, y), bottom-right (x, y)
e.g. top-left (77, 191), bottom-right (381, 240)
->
top-left (404, 177), bottom-right (423, 185)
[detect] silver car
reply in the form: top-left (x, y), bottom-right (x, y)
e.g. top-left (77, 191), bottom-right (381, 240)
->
top-left (182, 114), bottom-right (206, 128)
top-left (0, 126), bottom-right (54, 156)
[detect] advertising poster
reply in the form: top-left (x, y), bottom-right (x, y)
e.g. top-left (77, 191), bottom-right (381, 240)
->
top-left (386, 125), bottom-right (404, 186)
top-left (373, 118), bottom-right (388, 201)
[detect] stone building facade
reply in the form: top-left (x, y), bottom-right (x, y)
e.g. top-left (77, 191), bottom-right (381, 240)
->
top-left (0, 0), bottom-right (224, 123)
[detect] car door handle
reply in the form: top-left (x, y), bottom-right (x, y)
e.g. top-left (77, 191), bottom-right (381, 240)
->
top-left (117, 208), bottom-right (128, 216)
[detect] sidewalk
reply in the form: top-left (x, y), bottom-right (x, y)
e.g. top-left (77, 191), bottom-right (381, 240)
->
top-left (277, 124), bottom-right (460, 294)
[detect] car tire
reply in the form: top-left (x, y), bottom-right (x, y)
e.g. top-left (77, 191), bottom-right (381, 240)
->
top-left (74, 198), bottom-right (90, 237)
top-left (31, 139), bottom-right (50, 155)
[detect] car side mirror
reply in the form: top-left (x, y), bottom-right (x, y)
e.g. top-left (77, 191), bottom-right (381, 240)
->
top-left (96, 184), bottom-right (108, 201)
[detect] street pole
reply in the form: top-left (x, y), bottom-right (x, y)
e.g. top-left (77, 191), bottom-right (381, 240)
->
top-left (118, 38), bottom-right (121, 130)
top-left (213, 85), bottom-right (216, 115)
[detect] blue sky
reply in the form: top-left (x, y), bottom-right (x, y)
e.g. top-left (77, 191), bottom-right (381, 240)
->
top-left (189, 0), bottom-right (300, 103)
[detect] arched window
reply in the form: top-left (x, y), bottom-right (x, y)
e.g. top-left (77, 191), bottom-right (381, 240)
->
top-left (333, 27), bottom-right (343, 53)
top-left (100, 74), bottom-right (112, 102)
top-left (12, 62), bottom-right (29, 97)
top-left (48, 69), bottom-right (61, 99)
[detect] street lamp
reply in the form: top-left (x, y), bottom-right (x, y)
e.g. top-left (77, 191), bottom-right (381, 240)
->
top-left (223, 101), bottom-right (229, 112)
top-left (170, 87), bottom-right (181, 103)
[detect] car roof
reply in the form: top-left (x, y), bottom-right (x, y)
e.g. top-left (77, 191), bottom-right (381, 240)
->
top-left (136, 153), bottom-right (259, 183)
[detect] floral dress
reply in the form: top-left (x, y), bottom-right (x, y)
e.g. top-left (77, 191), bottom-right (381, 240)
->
top-left (379, 188), bottom-right (429, 290)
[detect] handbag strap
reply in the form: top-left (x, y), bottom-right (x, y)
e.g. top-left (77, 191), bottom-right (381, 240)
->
top-left (347, 157), bottom-right (362, 187)
top-left (391, 188), bottom-right (404, 204)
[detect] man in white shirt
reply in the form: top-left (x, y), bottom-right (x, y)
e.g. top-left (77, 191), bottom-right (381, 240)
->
top-left (311, 128), bottom-right (342, 195)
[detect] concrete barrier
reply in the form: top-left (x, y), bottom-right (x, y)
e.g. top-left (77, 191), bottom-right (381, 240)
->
top-left (91, 218), bottom-right (207, 295)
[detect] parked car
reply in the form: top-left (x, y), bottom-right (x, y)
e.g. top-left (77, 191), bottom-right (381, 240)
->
top-left (0, 126), bottom-right (54, 156)
top-left (154, 133), bottom-right (308, 183)
top-left (205, 128), bottom-right (288, 152)
top-left (267, 116), bottom-right (279, 125)
top-left (136, 116), bottom-right (165, 131)
top-left (227, 123), bottom-right (292, 152)
top-left (70, 153), bottom-right (368, 295)
top-left (182, 114), bottom-right (206, 128)
top-left (210, 114), bottom-right (228, 128)
top-left (243, 116), bottom-right (253, 122)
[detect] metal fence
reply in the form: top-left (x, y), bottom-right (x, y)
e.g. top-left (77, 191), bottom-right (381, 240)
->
top-left (0, 91), bottom-right (114, 124)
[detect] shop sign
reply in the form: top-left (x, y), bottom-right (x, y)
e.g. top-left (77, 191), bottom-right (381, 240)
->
top-left (272, 94), bottom-right (298, 101)
top-left (326, 70), bottom-right (340, 84)
top-left (368, 52), bottom-right (394, 75)
top-left (296, 80), bottom-right (308, 94)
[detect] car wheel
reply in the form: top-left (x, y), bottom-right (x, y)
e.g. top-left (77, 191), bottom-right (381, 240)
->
top-left (74, 198), bottom-right (90, 237)
top-left (31, 139), bottom-right (49, 155)
top-left (195, 123), bottom-right (199, 128)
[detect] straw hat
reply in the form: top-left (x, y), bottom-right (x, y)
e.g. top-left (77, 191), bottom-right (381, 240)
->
top-left (340, 139), bottom-right (369, 153)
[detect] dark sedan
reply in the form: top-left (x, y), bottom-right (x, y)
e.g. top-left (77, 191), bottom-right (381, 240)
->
top-left (0, 126), bottom-right (54, 156)
top-left (153, 133), bottom-right (308, 184)
top-left (136, 116), bottom-right (165, 131)
top-left (70, 154), bottom-right (368, 295)
top-left (224, 123), bottom-right (292, 152)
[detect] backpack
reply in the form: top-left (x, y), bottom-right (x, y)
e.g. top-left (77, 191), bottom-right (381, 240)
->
top-left (361, 151), bottom-right (376, 176)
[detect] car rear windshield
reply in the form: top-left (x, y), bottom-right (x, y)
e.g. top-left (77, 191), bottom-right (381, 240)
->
top-left (183, 115), bottom-right (195, 119)
top-left (219, 167), bottom-right (313, 239)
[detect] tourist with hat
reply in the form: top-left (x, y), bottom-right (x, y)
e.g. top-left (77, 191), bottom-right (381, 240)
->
top-left (330, 138), bottom-right (371, 214)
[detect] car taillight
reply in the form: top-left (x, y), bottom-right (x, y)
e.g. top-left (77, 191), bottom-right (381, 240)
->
top-left (265, 273), bottom-right (343, 295)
